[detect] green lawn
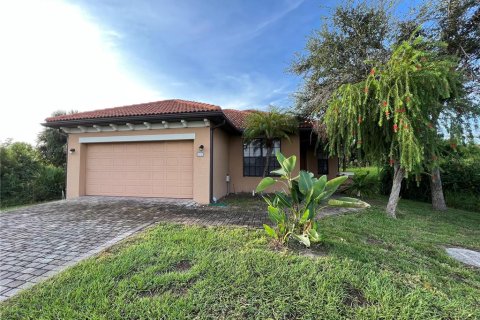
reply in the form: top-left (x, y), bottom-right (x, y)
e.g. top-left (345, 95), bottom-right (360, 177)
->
top-left (1, 198), bottom-right (479, 319)
top-left (0, 200), bottom-right (57, 213)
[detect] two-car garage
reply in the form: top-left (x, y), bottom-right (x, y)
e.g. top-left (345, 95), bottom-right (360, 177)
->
top-left (85, 141), bottom-right (194, 199)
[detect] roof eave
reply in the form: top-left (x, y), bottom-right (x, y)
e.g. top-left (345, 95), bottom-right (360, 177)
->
top-left (42, 111), bottom-right (243, 134)
top-left (42, 111), bottom-right (224, 127)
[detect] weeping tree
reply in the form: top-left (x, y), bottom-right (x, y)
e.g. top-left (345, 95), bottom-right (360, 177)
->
top-left (325, 36), bottom-right (462, 217)
top-left (243, 107), bottom-right (298, 177)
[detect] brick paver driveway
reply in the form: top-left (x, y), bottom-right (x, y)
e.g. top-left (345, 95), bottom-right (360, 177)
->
top-left (0, 197), bottom-right (200, 301)
top-left (0, 195), bottom-right (357, 301)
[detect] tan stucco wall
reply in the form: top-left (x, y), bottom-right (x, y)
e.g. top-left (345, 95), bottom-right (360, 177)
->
top-left (226, 134), bottom-right (339, 194)
top-left (66, 127), bottom-right (211, 204)
top-left (328, 156), bottom-right (339, 180)
top-left (305, 149), bottom-right (339, 180)
top-left (66, 127), bottom-right (339, 203)
top-left (212, 128), bottom-right (229, 200)
top-left (227, 134), bottom-right (301, 194)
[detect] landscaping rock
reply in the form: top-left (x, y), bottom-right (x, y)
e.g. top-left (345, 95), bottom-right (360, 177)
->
top-left (445, 247), bottom-right (480, 268)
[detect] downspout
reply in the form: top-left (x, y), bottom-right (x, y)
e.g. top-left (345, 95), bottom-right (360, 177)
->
top-left (209, 120), bottom-right (226, 203)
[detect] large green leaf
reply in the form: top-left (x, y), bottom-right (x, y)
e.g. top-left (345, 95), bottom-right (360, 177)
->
top-left (292, 234), bottom-right (311, 247)
top-left (298, 170), bottom-right (313, 195)
top-left (256, 177), bottom-right (276, 192)
top-left (267, 205), bottom-right (282, 223)
top-left (283, 155), bottom-right (296, 173)
top-left (275, 192), bottom-right (292, 208)
top-left (304, 187), bottom-right (314, 206)
top-left (300, 209), bottom-right (310, 223)
top-left (320, 175), bottom-right (348, 199)
top-left (312, 175), bottom-right (327, 199)
top-left (276, 151), bottom-right (286, 168)
top-left (308, 229), bottom-right (321, 242)
top-left (290, 180), bottom-right (301, 204)
top-left (263, 224), bottom-right (277, 239)
top-left (307, 203), bottom-right (315, 219)
top-left (270, 168), bottom-right (286, 176)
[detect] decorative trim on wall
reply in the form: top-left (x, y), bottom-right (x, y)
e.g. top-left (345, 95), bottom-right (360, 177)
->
top-left (61, 120), bottom-right (210, 134)
top-left (79, 133), bottom-right (196, 144)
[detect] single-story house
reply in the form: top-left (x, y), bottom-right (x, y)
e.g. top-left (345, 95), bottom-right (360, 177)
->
top-left (44, 99), bottom-right (338, 204)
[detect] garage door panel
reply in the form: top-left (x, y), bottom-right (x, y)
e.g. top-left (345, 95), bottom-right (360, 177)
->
top-left (124, 185), bottom-right (152, 194)
top-left (152, 172), bottom-right (166, 180)
top-left (123, 171), bottom-right (151, 180)
top-left (152, 185), bottom-right (166, 194)
top-left (86, 141), bottom-right (193, 198)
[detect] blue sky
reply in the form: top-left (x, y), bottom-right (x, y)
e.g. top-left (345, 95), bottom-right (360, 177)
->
top-left (0, 0), bottom-right (417, 143)
top-left (68, 0), bottom-right (335, 109)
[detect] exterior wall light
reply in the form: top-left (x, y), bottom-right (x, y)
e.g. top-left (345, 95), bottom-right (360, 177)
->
top-left (197, 145), bottom-right (204, 157)
top-left (69, 148), bottom-right (76, 154)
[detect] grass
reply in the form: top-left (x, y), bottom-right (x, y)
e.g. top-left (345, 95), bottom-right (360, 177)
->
top-left (1, 198), bottom-right (479, 319)
top-left (344, 166), bottom-right (479, 212)
top-left (0, 200), bottom-right (58, 213)
top-left (343, 166), bottom-right (381, 175)
top-left (444, 190), bottom-right (480, 213)
top-left (0, 203), bottom-right (37, 213)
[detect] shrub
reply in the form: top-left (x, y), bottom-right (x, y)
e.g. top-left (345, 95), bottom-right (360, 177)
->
top-left (0, 141), bottom-right (65, 208)
top-left (256, 152), bottom-right (369, 247)
top-left (345, 171), bottom-right (378, 198)
top-left (33, 165), bottom-right (65, 202)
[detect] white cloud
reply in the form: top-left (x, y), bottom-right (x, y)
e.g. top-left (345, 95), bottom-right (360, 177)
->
top-left (196, 73), bottom-right (294, 110)
top-left (0, 0), bottom-right (162, 144)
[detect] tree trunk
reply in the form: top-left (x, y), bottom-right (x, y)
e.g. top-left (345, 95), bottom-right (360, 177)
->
top-left (430, 166), bottom-right (447, 211)
top-left (342, 153), bottom-right (347, 172)
top-left (386, 163), bottom-right (405, 218)
top-left (263, 146), bottom-right (273, 177)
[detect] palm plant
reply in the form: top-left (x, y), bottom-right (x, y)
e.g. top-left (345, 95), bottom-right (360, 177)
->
top-left (243, 107), bottom-right (298, 177)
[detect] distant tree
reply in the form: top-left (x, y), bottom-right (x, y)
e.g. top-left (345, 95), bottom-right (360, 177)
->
top-left (325, 36), bottom-right (462, 217)
top-left (37, 110), bottom-right (75, 168)
top-left (291, 0), bottom-right (393, 169)
top-left (434, 0), bottom-right (479, 86)
top-left (243, 107), bottom-right (298, 177)
top-left (291, 0), bottom-right (392, 117)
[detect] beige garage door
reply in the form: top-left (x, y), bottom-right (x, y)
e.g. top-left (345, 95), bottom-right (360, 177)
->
top-left (85, 141), bottom-right (193, 198)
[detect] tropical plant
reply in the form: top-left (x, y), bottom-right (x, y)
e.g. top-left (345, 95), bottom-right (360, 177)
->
top-left (345, 171), bottom-right (378, 198)
top-left (243, 107), bottom-right (298, 177)
top-left (256, 152), bottom-right (369, 247)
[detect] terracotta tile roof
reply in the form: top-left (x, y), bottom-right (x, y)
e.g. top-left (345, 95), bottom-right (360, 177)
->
top-left (222, 109), bottom-right (256, 130)
top-left (45, 99), bottom-right (313, 131)
top-left (222, 109), bottom-right (312, 130)
top-left (45, 99), bottom-right (222, 122)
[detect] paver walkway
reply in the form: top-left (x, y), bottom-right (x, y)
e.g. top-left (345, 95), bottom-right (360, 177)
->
top-left (0, 196), bottom-right (358, 301)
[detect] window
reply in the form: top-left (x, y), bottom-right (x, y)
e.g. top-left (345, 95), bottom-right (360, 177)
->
top-left (243, 139), bottom-right (281, 177)
top-left (317, 151), bottom-right (328, 174)
top-left (318, 158), bottom-right (329, 175)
